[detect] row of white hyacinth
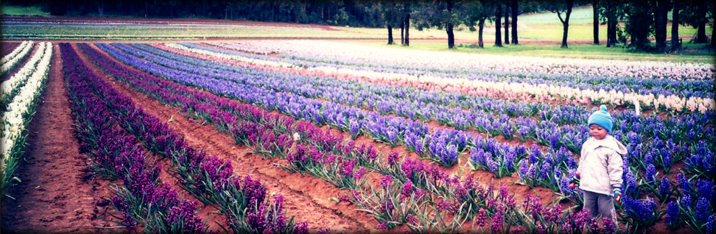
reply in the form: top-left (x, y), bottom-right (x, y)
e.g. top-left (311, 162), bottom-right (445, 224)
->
top-left (1, 41), bottom-right (34, 75)
top-left (1, 42), bottom-right (52, 196)
top-left (166, 42), bottom-right (715, 114)
top-left (211, 40), bottom-right (714, 81)
top-left (164, 43), bottom-right (298, 68)
top-left (2, 42), bottom-right (49, 105)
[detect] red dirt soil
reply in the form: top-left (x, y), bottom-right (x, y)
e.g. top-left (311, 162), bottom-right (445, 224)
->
top-left (1, 44), bottom-right (112, 233)
top-left (1, 43), bottom-right (19, 57)
top-left (79, 43), bottom-right (377, 233)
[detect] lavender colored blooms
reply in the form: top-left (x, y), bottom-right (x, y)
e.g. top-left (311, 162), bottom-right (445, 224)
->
top-left (666, 201), bottom-right (679, 225)
top-left (490, 210), bottom-right (503, 234)
top-left (380, 175), bottom-right (393, 189)
top-left (681, 194), bottom-right (693, 208)
top-left (353, 167), bottom-right (366, 180)
top-left (401, 181), bottom-right (414, 199)
top-left (695, 197), bottom-right (710, 222)
top-left (645, 164), bottom-right (656, 182)
top-left (697, 179), bottom-right (714, 201)
top-left (660, 177), bottom-right (671, 199)
top-left (602, 217), bottom-right (616, 234)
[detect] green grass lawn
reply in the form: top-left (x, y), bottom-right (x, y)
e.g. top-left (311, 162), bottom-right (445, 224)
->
top-left (520, 6), bottom-right (596, 25)
top-left (1, 5), bottom-right (50, 17)
top-left (348, 41), bottom-right (715, 64)
top-left (520, 6), bottom-right (679, 26)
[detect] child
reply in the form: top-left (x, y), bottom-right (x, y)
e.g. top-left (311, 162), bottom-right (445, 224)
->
top-left (570, 105), bottom-right (627, 221)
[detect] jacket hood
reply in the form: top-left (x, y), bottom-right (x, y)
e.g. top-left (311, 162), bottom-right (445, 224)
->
top-left (592, 135), bottom-right (627, 155)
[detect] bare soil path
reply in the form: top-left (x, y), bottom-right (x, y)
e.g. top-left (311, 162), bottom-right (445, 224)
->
top-left (1, 42), bottom-right (19, 57)
top-left (1, 44), bottom-right (108, 233)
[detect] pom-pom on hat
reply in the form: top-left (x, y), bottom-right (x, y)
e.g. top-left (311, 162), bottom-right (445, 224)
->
top-left (588, 105), bottom-right (613, 132)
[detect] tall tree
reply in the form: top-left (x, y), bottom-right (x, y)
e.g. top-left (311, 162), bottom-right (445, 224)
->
top-left (593, 0), bottom-right (599, 44)
top-left (465, 0), bottom-right (494, 48)
top-left (400, 20), bottom-right (405, 44)
top-left (381, 1), bottom-right (402, 45)
top-left (404, 5), bottom-right (411, 46)
top-left (495, 3), bottom-right (503, 46)
top-left (624, 1), bottom-right (654, 51)
top-left (681, 0), bottom-right (711, 44)
top-left (600, 0), bottom-right (624, 47)
top-left (504, 4), bottom-right (510, 44)
top-left (543, 0), bottom-right (574, 48)
top-left (511, 0), bottom-right (519, 44)
top-left (694, 0), bottom-right (708, 43)
top-left (671, 0), bottom-right (680, 51)
top-left (446, 0), bottom-right (456, 48)
top-left (655, 0), bottom-right (668, 51)
top-left (413, 0), bottom-right (464, 49)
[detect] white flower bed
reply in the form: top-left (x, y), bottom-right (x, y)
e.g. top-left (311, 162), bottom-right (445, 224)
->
top-left (167, 42), bottom-right (715, 113)
top-left (214, 40), bottom-right (714, 81)
top-left (1, 42), bottom-right (52, 187)
top-left (1, 42), bottom-right (49, 103)
top-left (1, 41), bottom-right (34, 75)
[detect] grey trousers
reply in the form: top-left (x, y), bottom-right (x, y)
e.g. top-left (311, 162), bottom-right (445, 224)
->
top-left (583, 190), bottom-right (617, 221)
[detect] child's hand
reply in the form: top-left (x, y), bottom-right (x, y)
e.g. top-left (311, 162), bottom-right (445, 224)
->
top-left (613, 187), bottom-right (622, 205)
top-left (569, 173), bottom-right (581, 189)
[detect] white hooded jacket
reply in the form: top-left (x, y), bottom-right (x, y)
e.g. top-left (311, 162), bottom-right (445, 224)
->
top-left (576, 135), bottom-right (627, 196)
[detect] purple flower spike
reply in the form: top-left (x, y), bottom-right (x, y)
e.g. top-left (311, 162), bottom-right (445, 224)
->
top-left (380, 175), bottom-right (393, 189)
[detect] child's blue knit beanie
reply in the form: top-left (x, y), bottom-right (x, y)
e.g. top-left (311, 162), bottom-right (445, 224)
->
top-left (588, 105), bottom-right (613, 132)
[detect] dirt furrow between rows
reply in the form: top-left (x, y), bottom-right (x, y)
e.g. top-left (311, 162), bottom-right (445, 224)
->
top-left (1, 44), bottom-right (111, 233)
top-left (75, 43), bottom-right (376, 233)
top-left (1, 43), bottom-right (20, 57)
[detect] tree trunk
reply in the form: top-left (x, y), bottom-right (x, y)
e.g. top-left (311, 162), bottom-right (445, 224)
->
top-left (400, 20), bottom-right (405, 44)
top-left (558, 0), bottom-right (574, 48)
top-left (388, 25), bottom-right (394, 44)
top-left (655, 0), bottom-right (667, 50)
top-left (404, 13), bottom-right (410, 46)
top-left (478, 18), bottom-right (485, 48)
top-left (593, 0), bottom-right (599, 44)
top-left (495, 4), bottom-right (503, 47)
top-left (696, 1), bottom-right (708, 43)
top-left (447, 23), bottom-right (455, 48)
top-left (606, 0), bottom-right (616, 47)
top-left (504, 4), bottom-right (510, 45)
top-left (447, 0), bottom-right (455, 48)
top-left (511, 0), bottom-right (518, 44)
top-left (671, 0), bottom-right (680, 51)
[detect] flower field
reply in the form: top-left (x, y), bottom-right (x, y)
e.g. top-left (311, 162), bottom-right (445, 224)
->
top-left (1, 37), bottom-right (714, 233)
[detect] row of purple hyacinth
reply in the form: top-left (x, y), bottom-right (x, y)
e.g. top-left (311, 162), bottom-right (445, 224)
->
top-left (132, 42), bottom-right (716, 188)
top-left (104, 42), bottom-right (714, 185)
top-left (61, 43), bottom-right (206, 232)
top-left (73, 43), bottom-right (308, 234)
top-left (149, 42), bottom-right (716, 185)
top-left (92, 42), bottom-right (712, 232)
top-left (129, 43), bottom-right (715, 152)
top-left (82, 42), bottom-right (632, 233)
